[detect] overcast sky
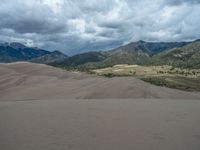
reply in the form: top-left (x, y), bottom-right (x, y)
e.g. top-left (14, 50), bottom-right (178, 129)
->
top-left (0, 0), bottom-right (200, 55)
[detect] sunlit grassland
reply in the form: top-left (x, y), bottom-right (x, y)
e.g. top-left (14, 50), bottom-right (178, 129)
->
top-left (92, 64), bottom-right (200, 91)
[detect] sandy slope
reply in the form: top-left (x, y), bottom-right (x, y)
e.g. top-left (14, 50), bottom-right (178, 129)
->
top-left (0, 62), bottom-right (200, 100)
top-left (1, 99), bottom-right (200, 150)
top-left (0, 62), bottom-right (200, 150)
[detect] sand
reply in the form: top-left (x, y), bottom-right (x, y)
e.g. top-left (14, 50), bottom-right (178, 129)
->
top-left (1, 99), bottom-right (200, 150)
top-left (0, 62), bottom-right (200, 150)
top-left (0, 62), bottom-right (200, 100)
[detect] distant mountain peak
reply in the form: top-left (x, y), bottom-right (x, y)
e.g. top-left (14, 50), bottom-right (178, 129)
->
top-left (0, 42), bottom-right (27, 49)
top-left (52, 50), bottom-right (63, 54)
top-left (0, 42), bottom-right (52, 63)
top-left (9, 42), bottom-right (27, 49)
top-left (195, 39), bottom-right (200, 42)
top-left (138, 40), bottom-right (146, 43)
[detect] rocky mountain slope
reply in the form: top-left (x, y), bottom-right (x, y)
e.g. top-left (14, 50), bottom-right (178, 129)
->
top-left (51, 40), bottom-right (191, 69)
top-left (0, 42), bottom-right (67, 63)
top-left (152, 40), bottom-right (200, 68)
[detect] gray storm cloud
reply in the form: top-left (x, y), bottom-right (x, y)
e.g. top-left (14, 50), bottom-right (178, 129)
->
top-left (0, 0), bottom-right (200, 55)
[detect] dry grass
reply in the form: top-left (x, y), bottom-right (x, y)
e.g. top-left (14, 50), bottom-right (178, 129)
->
top-left (92, 64), bottom-right (200, 91)
top-left (93, 64), bottom-right (200, 78)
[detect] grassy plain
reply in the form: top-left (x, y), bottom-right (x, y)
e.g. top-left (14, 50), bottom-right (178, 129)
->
top-left (92, 64), bottom-right (200, 91)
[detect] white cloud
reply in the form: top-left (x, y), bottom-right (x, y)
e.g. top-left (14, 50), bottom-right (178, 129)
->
top-left (0, 0), bottom-right (200, 55)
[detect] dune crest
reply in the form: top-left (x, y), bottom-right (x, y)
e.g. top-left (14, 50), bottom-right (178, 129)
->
top-left (0, 62), bottom-right (200, 101)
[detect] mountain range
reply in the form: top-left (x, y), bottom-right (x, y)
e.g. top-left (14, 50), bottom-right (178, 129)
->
top-left (152, 40), bottom-right (200, 69)
top-left (50, 40), bottom-right (200, 70)
top-left (1, 40), bottom-right (200, 69)
top-left (0, 42), bottom-right (67, 63)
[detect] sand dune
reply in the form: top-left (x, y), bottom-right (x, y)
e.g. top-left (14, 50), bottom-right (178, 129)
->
top-left (1, 62), bottom-right (200, 150)
top-left (0, 98), bottom-right (200, 150)
top-left (0, 62), bottom-right (200, 101)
